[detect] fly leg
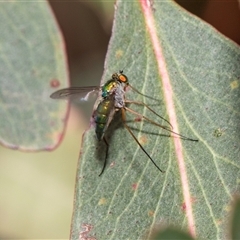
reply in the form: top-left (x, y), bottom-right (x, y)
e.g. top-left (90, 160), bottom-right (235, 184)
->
top-left (121, 108), bottom-right (164, 173)
top-left (99, 137), bottom-right (109, 176)
top-left (124, 106), bottom-right (198, 142)
top-left (125, 100), bottom-right (173, 129)
top-left (128, 84), bottom-right (160, 102)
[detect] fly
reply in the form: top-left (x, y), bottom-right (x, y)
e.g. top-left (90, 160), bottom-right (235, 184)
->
top-left (50, 71), bottom-right (198, 176)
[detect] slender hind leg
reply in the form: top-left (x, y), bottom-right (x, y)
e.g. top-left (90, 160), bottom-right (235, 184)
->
top-left (121, 108), bottom-right (164, 173)
top-left (125, 100), bottom-right (173, 129)
top-left (99, 137), bottom-right (109, 176)
top-left (125, 106), bottom-right (198, 141)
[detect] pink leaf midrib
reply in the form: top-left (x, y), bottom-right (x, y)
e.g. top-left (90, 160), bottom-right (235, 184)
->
top-left (140, 0), bottom-right (196, 237)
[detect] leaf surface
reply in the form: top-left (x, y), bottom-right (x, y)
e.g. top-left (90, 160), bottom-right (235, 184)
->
top-left (0, 1), bottom-right (68, 150)
top-left (71, 1), bottom-right (240, 239)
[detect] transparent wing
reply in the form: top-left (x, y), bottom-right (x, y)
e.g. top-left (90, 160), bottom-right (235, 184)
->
top-left (50, 86), bottom-right (101, 101)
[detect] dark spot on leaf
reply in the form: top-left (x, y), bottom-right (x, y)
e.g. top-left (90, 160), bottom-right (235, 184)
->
top-left (132, 183), bottom-right (138, 190)
top-left (50, 79), bottom-right (60, 88)
top-left (134, 117), bottom-right (142, 122)
top-left (98, 198), bottom-right (107, 205)
top-left (148, 210), bottom-right (154, 217)
top-left (181, 198), bottom-right (196, 211)
top-left (181, 202), bottom-right (186, 211)
top-left (230, 80), bottom-right (239, 89)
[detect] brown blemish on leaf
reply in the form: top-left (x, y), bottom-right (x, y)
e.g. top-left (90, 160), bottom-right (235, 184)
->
top-left (224, 204), bottom-right (232, 212)
top-left (139, 135), bottom-right (147, 145)
top-left (230, 80), bottom-right (239, 89)
top-left (98, 198), bottom-right (107, 205)
top-left (134, 117), bottom-right (142, 122)
top-left (132, 183), bottom-right (138, 190)
top-left (50, 79), bottom-right (60, 88)
top-left (181, 202), bottom-right (187, 211)
top-left (148, 210), bottom-right (155, 217)
top-left (216, 219), bottom-right (222, 226)
top-left (115, 49), bottom-right (123, 59)
top-left (181, 197), bottom-right (196, 212)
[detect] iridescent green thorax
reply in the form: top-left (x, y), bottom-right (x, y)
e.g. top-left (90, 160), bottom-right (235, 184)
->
top-left (101, 80), bottom-right (117, 98)
top-left (101, 72), bottom-right (129, 98)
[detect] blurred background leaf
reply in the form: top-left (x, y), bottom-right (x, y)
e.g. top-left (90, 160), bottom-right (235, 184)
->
top-left (0, 1), bottom-right (113, 238)
top-left (0, 1), bottom-right (68, 150)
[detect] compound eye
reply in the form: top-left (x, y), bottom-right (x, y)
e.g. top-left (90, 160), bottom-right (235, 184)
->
top-left (119, 74), bottom-right (128, 83)
top-left (112, 73), bottom-right (118, 80)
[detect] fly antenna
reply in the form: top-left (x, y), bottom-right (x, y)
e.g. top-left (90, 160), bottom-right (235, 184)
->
top-left (128, 84), bottom-right (160, 102)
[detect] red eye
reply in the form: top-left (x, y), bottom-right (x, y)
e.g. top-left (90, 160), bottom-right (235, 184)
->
top-left (119, 75), bottom-right (127, 82)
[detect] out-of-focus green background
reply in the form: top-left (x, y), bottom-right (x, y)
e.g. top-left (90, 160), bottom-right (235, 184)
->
top-left (0, 1), bottom-right (239, 239)
top-left (0, 2), bottom-right (113, 239)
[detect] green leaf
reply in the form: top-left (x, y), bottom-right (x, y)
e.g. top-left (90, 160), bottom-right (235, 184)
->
top-left (0, 1), bottom-right (68, 150)
top-left (71, 1), bottom-right (240, 239)
top-left (151, 227), bottom-right (195, 240)
top-left (230, 198), bottom-right (240, 239)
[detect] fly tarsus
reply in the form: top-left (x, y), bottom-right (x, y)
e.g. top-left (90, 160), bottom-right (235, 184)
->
top-left (121, 108), bottom-right (165, 173)
top-left (125, 106), bottom-right (198, 142)
top-left (99, 137), bottom-right (109, 176)
top-left (125, 100), bottom-right (173, 129)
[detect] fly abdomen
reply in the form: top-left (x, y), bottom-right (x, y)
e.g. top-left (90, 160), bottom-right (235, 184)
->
top-left (95, 115), bottom-right (107, 141)
top-left (94, 98), bottom-right (115, 141)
